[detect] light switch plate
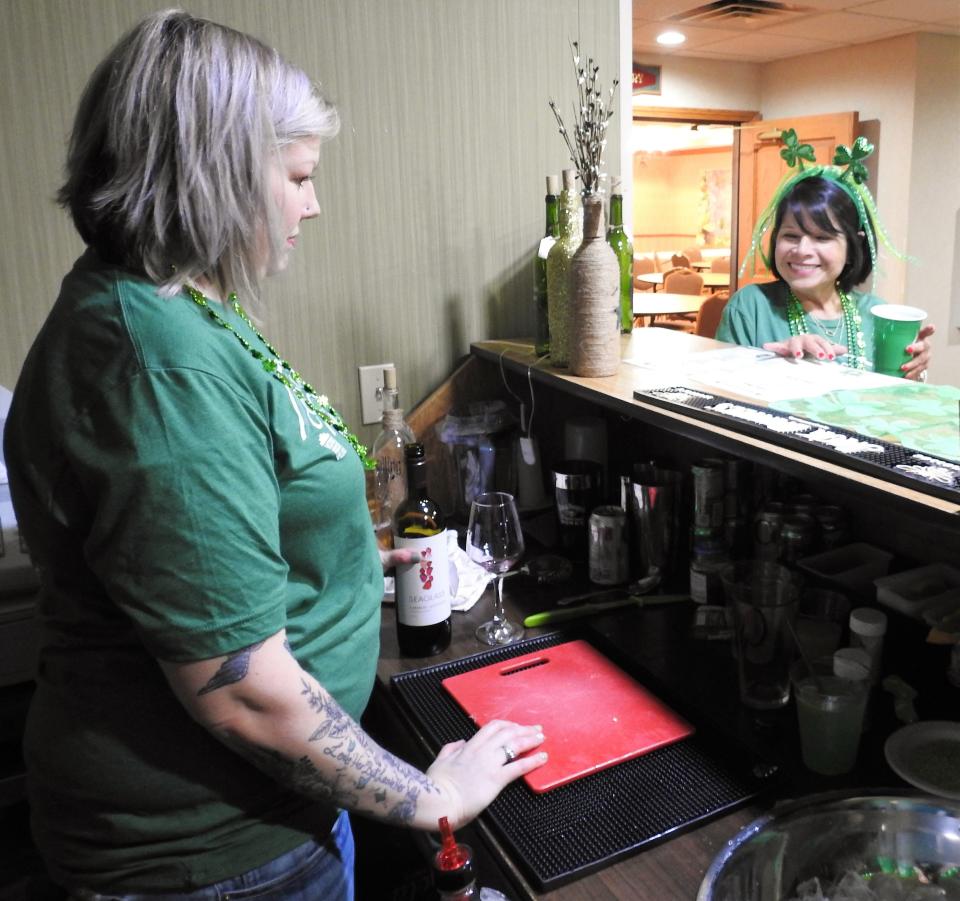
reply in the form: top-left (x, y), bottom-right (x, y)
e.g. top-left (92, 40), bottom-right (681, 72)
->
top-left (358, 363), bottom-right (393, 424)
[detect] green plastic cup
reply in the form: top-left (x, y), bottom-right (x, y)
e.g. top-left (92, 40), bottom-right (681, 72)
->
top-left (871, 304), bottom-right (926, 377)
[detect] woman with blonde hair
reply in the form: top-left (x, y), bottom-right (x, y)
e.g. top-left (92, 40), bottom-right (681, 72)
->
top-left (5, 10), bottom-right (544, 898)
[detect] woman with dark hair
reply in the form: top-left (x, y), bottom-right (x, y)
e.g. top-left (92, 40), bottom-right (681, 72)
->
top-left (717, 134), bottom-right (933, 379)
top-left (3, 10), bottom-right (544, 899)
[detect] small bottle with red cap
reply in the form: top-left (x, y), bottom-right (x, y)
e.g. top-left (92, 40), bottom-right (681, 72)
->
top-left (432, 816), bottom-right (508, 900)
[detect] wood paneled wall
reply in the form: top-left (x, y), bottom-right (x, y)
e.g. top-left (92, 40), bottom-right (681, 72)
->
top-left (0, 0), bottom-right (620, 443)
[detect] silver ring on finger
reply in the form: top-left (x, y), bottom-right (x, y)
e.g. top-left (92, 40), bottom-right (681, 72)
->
top-left (501, 744), bottom-right (516, 765)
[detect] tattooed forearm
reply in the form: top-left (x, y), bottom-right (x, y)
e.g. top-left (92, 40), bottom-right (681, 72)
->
top-left (221, 677), bottom-right (439, 826)
top-left (223, 738), bottom-right (357, 809)
top-left (198, 641), bottom-right (265, 695)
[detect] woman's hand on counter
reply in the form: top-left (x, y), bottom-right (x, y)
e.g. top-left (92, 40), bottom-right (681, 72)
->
top-left (426, 719), bottom-right (547, 829)
top-left (763, 334), bottom-right (847, 362)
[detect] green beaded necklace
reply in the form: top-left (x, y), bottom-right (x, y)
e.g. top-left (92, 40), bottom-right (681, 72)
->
top-left (786, 287), bottom-right (866, 370)
top-left (185, 286), bottom-right (375, 470)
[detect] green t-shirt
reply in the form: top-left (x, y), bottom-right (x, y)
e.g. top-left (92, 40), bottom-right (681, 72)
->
top-left (715, 281), bottom-right (882, 369)
top-left (4, 251), bottom-right (382, 890)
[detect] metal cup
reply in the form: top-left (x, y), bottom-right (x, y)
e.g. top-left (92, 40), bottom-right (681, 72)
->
top-left (552, 460), bottom-right (602, 559)
top-left (628, 464), bottom-right (682, 585)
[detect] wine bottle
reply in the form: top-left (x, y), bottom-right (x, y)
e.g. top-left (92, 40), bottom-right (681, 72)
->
top-left (370, 366), bottom-right (415, 550)
top-left (546, 168), bottom-right (583, 367)
top-left (534, 174), bottom-right (560, 357)
top-left (393, 443), bottom-right (451, 656)
top-left (606, 177), bottom-right (634, 334)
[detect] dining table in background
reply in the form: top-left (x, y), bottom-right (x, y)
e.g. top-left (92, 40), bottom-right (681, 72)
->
top-left (632, 290), bottom-right (704, 326)
top-left (635, 271), bottom-right (730, 292)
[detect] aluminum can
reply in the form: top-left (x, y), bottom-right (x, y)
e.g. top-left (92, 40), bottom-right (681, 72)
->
top-left (754, 502), bottom-right (787, 561)
top-left (779, 513), bottom-right (817, 565)
top-left (692, 459), bottom-right (725, 529)
top-left (588, 505), bottom-right (629, 585)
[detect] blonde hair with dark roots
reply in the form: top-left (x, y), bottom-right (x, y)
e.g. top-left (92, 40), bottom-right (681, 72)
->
top-left (57, 8), bottom-right (339, 302)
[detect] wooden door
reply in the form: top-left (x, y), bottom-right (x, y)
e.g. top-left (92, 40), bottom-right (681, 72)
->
top-left (735, 112), bottom-right (858, 287)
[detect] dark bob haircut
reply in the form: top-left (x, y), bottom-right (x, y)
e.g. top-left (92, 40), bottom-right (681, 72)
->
top-left (769, 175), bottom-right (872, 292)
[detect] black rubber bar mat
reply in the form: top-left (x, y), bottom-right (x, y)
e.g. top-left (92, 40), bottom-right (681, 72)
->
top-left (634, 386), bottom-right (960, 503)
top-left (390, 631), bottom-right (773, 892)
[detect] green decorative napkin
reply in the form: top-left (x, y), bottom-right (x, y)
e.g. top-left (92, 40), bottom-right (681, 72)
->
top-left (772, 382), bottom-right (960, 463)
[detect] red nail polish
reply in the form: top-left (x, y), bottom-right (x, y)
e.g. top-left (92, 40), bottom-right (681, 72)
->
top-left (828, 354), bottom-right (835, 361)
top-left (817, 352), bottom-right (825, 359)
top-left (795, 351), bottom-right (802, 358)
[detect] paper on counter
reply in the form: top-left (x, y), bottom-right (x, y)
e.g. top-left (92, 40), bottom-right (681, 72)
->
top-left (631, 345), bottom-right (897, 403)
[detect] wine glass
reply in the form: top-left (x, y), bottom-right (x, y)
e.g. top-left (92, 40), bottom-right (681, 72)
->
top-left (466, 491), bottom-right (525, 646)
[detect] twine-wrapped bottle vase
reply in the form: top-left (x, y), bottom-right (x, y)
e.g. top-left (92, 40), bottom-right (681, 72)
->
top-left (569, 196), bottom-right (620, 377)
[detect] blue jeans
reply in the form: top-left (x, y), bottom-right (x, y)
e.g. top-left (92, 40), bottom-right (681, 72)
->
top-left (71, 811), bottom-right (354, 901)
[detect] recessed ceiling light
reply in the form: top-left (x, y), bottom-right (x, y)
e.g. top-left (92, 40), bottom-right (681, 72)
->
top-left (656, 30), bottom-right (686, 46)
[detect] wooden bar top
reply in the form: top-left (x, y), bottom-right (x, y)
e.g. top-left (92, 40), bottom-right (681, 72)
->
top-left (471, 334), bottom-right (960, 520)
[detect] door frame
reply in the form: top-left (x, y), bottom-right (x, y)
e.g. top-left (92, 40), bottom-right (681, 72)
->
top-left (631, 107), bottom-right (758, 294)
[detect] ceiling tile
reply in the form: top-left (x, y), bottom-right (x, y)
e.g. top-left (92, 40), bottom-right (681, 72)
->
top-left (633, 20), bottom-right (752, 50)
top-left (762, 10), bottom-right (919, 40)
top-left (856, 0), bottom-right (960, 25)
top-left (693, 31), bottom-right (839, 60)
top-left (632, 0), bottom-right (959, 62)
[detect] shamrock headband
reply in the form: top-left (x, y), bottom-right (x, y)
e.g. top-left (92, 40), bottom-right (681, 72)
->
top-left (740, 128), bottom-right (904, 278)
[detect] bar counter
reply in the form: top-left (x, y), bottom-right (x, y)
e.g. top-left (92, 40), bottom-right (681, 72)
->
top-left (364, 332), bottom-right (957, 900)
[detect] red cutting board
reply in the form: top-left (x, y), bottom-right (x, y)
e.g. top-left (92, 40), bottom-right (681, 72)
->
top-left (441, 640), bottom-right (694, 793)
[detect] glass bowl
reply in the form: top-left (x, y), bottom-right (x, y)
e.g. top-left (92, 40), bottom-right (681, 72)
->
top-left (698, 792), bottom-right (960, 901)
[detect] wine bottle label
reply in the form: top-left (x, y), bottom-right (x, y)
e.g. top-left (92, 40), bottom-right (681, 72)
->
top-left (394, 534), bottom-right (451, 626)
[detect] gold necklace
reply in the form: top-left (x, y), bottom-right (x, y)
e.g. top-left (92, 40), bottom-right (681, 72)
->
top-left (184, 286), bottom-right (374, 469)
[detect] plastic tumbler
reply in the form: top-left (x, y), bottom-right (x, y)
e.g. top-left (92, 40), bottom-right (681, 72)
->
top-left (792, 653), bottom-right (870, 775)
top-left (871, 304), bottom-right (926, 377)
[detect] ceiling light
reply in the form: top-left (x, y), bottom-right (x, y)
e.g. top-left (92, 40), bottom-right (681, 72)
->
top-left (656, 30), bottom-right (686, 46)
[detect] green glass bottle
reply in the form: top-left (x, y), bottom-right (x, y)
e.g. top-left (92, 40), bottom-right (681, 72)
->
top-left (606, 177), bottom-right (634, 334)
top-left (534, 174), bottom-right (560, 357)
top-left (546, 168), bottom-right (583, 367)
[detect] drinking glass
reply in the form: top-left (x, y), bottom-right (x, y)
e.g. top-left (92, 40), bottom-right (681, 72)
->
top-left (466, 491), bottom-right (525, 646)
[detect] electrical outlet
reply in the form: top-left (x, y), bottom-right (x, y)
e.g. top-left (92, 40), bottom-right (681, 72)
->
top-left (358, 363), bottom-right (393, 424)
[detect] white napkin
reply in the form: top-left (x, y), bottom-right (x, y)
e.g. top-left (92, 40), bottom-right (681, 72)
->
top-left (381, 529), bottom-right (493, 613)
top-left (447, 529), bottom-right (495, 612)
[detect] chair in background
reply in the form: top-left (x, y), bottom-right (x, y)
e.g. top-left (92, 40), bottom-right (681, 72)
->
top-left (662, 267), bottom-right (704, 295)
top-left (633, 256), bottom-right (656, 291)
top-left (694, 291), bottom-right (730, 339)
top-left (710, 256), bottom-right (731, 273)
top-left (682, 246), bottom-right (703, 263)
top-left (655, 268), bottom-right (704, 332)
top-left (671, 253), bottom-right (691, 270)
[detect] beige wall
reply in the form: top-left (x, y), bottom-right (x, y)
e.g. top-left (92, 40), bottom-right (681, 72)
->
top-left (630, 54), bottom-right (761, 111)
top-left (633, 148), bottom-right (730, 252)
top-left (0, 0), bottom-right (620, 442)
top-left (907, 34), bottom-right (960, 374)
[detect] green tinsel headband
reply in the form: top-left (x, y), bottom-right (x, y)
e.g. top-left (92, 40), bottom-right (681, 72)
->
top-left (739, 128), bottom-right (905, 278)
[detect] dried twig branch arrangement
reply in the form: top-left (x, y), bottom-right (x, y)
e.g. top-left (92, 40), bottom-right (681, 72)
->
top-left (548, 41), bottom-right (619, 197)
